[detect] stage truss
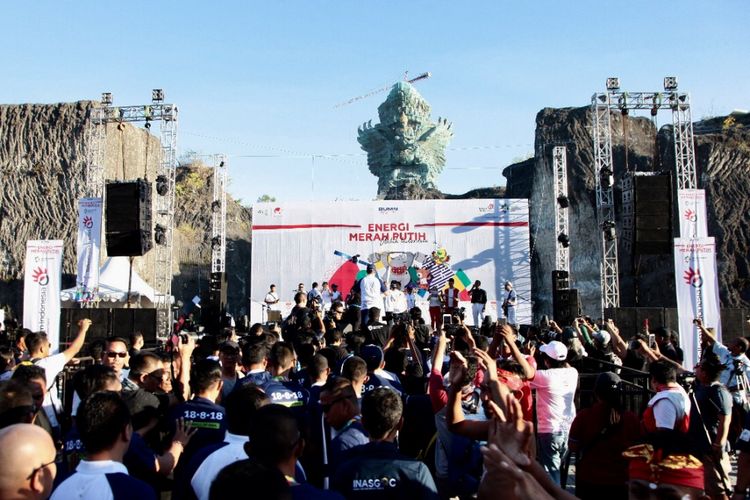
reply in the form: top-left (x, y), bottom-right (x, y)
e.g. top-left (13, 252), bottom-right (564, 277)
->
top-left (211, 155), bottom-right (228, 274)
top-left (553, 146), bottom-right (570, 273)
top-left (88, 91), bottom-right (178, 337)
top-left (591, 77), bottom-right (697, 311)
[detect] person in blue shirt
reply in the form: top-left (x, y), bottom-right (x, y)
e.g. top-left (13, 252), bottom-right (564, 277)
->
top-left (319, 377), bottom-right (369, 472)
top-left (261, 342), bottom-right (310, 412)
top-left (168, 359), bottom-right (226, 478)
top-left (247, 404), bottom-right (343, 500)
top-left (235, 342), bottom-right (271, 389)
top-left (52, 391), bottom-right (157, 500)
top-left (332, 387), bottom-right (439, 499)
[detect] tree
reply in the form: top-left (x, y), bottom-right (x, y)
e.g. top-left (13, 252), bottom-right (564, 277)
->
top-left (257, 194), bottom-right (276, 203)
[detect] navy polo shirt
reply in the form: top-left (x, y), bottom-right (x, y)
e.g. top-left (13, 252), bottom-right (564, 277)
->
top-left (169, 396), bottom-right (226, 475)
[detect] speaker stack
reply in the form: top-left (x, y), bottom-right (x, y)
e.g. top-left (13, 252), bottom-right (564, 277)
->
top-left (552, 270), bottom-right (580, 326)
top-left (105, 179), bottom-right (153, 256)
top-left (622, 172), bottom-right (672, 255)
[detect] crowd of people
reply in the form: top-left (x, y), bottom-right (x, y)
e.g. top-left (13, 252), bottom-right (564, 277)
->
top-left (1, 274), bottom-right (750, 499)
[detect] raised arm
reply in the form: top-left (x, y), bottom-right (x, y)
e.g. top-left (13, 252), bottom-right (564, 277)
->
top-left (62, 318), bottom-right (91, 362)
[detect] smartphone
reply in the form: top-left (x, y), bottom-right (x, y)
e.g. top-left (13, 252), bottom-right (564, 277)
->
top-left (442, 314), bottom-right (452, 325)
top-left (648, 333), bottom-right (656, 349)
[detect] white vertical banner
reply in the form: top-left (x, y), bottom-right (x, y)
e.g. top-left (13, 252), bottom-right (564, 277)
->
top-left (677, 189), bottom-right (708, 238)
top-left (673, 237), bottom-right (722, 369)
top-left (23, 240), bottom-right (64, 352)
top-left (76, 197), bottom-right (103, 302)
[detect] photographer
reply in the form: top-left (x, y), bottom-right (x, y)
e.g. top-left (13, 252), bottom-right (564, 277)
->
top-left (689, 353), bottom-right (733, 498)
top-left (696, 318), bottom-right (750, 407)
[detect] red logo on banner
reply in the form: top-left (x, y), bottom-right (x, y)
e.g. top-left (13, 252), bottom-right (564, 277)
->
top-left (273, 207), bottom-right (282, 216)
top-left (683, 267), bottom-right (703, 288)
top-left (32, 267), bottom-right (49, 286)
top-left (82, 216), bottom-right (94, 229)
top-left (684, 209), bottom-right (697, 222)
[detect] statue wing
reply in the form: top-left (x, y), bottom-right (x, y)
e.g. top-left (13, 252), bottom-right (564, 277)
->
top-left (417, 118), bottom-right (453, 169)
top-left (357, 122), bottom-right (390, 172)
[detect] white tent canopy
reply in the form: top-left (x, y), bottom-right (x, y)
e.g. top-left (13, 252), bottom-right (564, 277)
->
top-left (61, 257), bottom-right (157, 307)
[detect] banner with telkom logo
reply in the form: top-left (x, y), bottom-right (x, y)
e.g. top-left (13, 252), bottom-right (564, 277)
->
top-left (23, 240), bottom-right (64, 352)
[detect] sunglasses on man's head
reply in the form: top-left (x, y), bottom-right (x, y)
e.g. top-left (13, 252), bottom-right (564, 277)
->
top-left (106, 351), bottom-right (127, 359)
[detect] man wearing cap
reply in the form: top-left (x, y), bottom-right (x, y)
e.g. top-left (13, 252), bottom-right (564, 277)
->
top-left (360, 345), bottom-right (403, 395)
top-left (501, 281), bottom-right (517, 327)
top-left (529, 340), bottom-right (578, 484)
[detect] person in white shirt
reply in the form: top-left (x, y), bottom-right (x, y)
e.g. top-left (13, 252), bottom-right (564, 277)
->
top-left (190, 386), bottom-right (270, 500)
top-left (320, 281), bottom-right (334, 312)
top-left (529, 340), bottom-right (578, 484)
top-left (359, 265), bottom-right (384, 327)
top-left (25, 319), bottom-right (91, 434)
top-left (51, 391), bottom-right (157, 500)
top-left (384, 281), bottom-right (408, 321)
top-left (330, 283), bottom-right (342, 305)
top-left (264, 284), bottom-right (280, 310)
top-left (697, 318), bottom-right (750, 404)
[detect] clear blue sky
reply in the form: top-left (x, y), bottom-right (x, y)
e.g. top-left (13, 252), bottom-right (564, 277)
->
top-left (1, 1), bottom-right (748, 204)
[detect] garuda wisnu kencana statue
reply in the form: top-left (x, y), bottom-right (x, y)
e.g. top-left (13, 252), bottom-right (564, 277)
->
top-left (358, 82), bottom-right (453, 197)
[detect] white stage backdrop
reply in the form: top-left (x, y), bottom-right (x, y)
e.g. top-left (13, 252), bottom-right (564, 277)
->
top-left (677, 189), bottom-right (708, 238)
top-left (251, 199), bottom-right (532, 324)
top-left (76, 197), bottom-right (103, 302)
top-left (23, 240), bottom-right (64, 352)
top-left (673, 237), bottom-right (722, 369)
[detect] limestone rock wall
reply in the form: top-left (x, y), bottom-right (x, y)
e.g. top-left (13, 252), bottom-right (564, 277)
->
top-left (505, 107), bottom-right (750, 317)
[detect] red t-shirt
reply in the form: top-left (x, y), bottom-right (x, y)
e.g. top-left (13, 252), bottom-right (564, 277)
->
top-left (568, 401), bottom-right (641, 486)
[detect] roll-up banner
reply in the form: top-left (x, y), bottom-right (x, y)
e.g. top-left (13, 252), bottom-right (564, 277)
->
top-left (23, 240), bottom-right (64, 352)
top-left (251, 199), bottom-right (532, 325)
top-left (673, 237), bottom-right (722, 369)
top-left (76, 197), bottom-right (103, 302)
top-left (677, 189), bottom-right (708, 239)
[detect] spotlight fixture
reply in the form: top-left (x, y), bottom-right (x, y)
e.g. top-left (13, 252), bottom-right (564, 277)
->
top-left (152, 89), bottom-right (164, 103)
top-left (154, 225), bottom-right (167, 245)
top-left (155, 175), bottom-right (169, 196)
top-left (101, 92), bottom-right (113, 105)
top-left (211, 201), bottom-right (221, 213)
top-left (600, 166), bottom-right (614, 189)
top-left (606, 77), bottom-right (620, 91)
top-left (557, 232), bottom-right (570, 248)
top-left (557, 195), bottom-right (569, 209)
top-left (603, 221), bottom-right (616, 241)
top-left (211, 237), bottom-right (221, 250)
top-left (219, 161), bottom-right (225, 167)
top-left (663, 76), bottom-right (678, 91)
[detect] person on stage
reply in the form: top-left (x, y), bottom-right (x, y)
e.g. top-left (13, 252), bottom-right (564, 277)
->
top-left (469, 281), bottom-right (487, 327)
top-left (501, 281), bottom-right (517, 327)
top-left (264, 284), bottom-right (280, 310)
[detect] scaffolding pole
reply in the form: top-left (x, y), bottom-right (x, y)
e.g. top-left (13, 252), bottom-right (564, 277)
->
top-left (552, 146), bottom-right (570, 273)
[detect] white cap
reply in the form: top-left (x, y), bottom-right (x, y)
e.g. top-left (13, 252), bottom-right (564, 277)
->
top-left (540, 340), bottom-right (568, 361)
top-left (594, 330), bottom-right (611, 346)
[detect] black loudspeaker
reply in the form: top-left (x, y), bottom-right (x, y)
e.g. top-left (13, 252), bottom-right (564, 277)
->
top-left (634, 174), bottom-right (672, 254)
top-left (209, 272), bottom-right (228, 311)
top-left (106, 180), bottom-right (153, 256)
top-left (552, 270), bottom-right (569, 292)
top-left (553, 288), bottom-right (580, 326)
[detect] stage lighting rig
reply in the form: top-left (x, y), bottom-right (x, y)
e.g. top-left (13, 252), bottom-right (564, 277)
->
top-left (211, 201), bottom-right (221, 213)
top-left (101, 92), bottom-right (113, 105)
top-left (152, 89), bottom-right (164, 103)
top-left (663, 77), bottom-right (678, 91)
top-left (557, 195), bottom-right (569, 209)
top-left (155, 225), bottom-right (167, 245)
top-left (155, 175), bottom-right (169, 196)
top-left (600, 166), bottom-right (614, 189)
top-left (606, 77), bottom-right (620, 91)
top-left (211, 236), bottom-right (221, 251)
top-left (557, 233), bottom-right (570, 248)
top-left (603, 221), bottom-right (616, 241)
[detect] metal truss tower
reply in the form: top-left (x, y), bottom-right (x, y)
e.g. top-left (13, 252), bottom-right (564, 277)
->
top-left (552, 146), bottom-right (570, 272)
top-left (210, 155), bottom-right (228, 274)
top-left (89, 90), bottom-right (178, 337)
top-left (591, 77), bottom-right (697, 311)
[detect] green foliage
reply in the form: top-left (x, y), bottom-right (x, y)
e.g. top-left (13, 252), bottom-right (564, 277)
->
top-left (175, 171), bottom-right (205, 196)
top-left (257, 194), bottom-right (276, 203)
